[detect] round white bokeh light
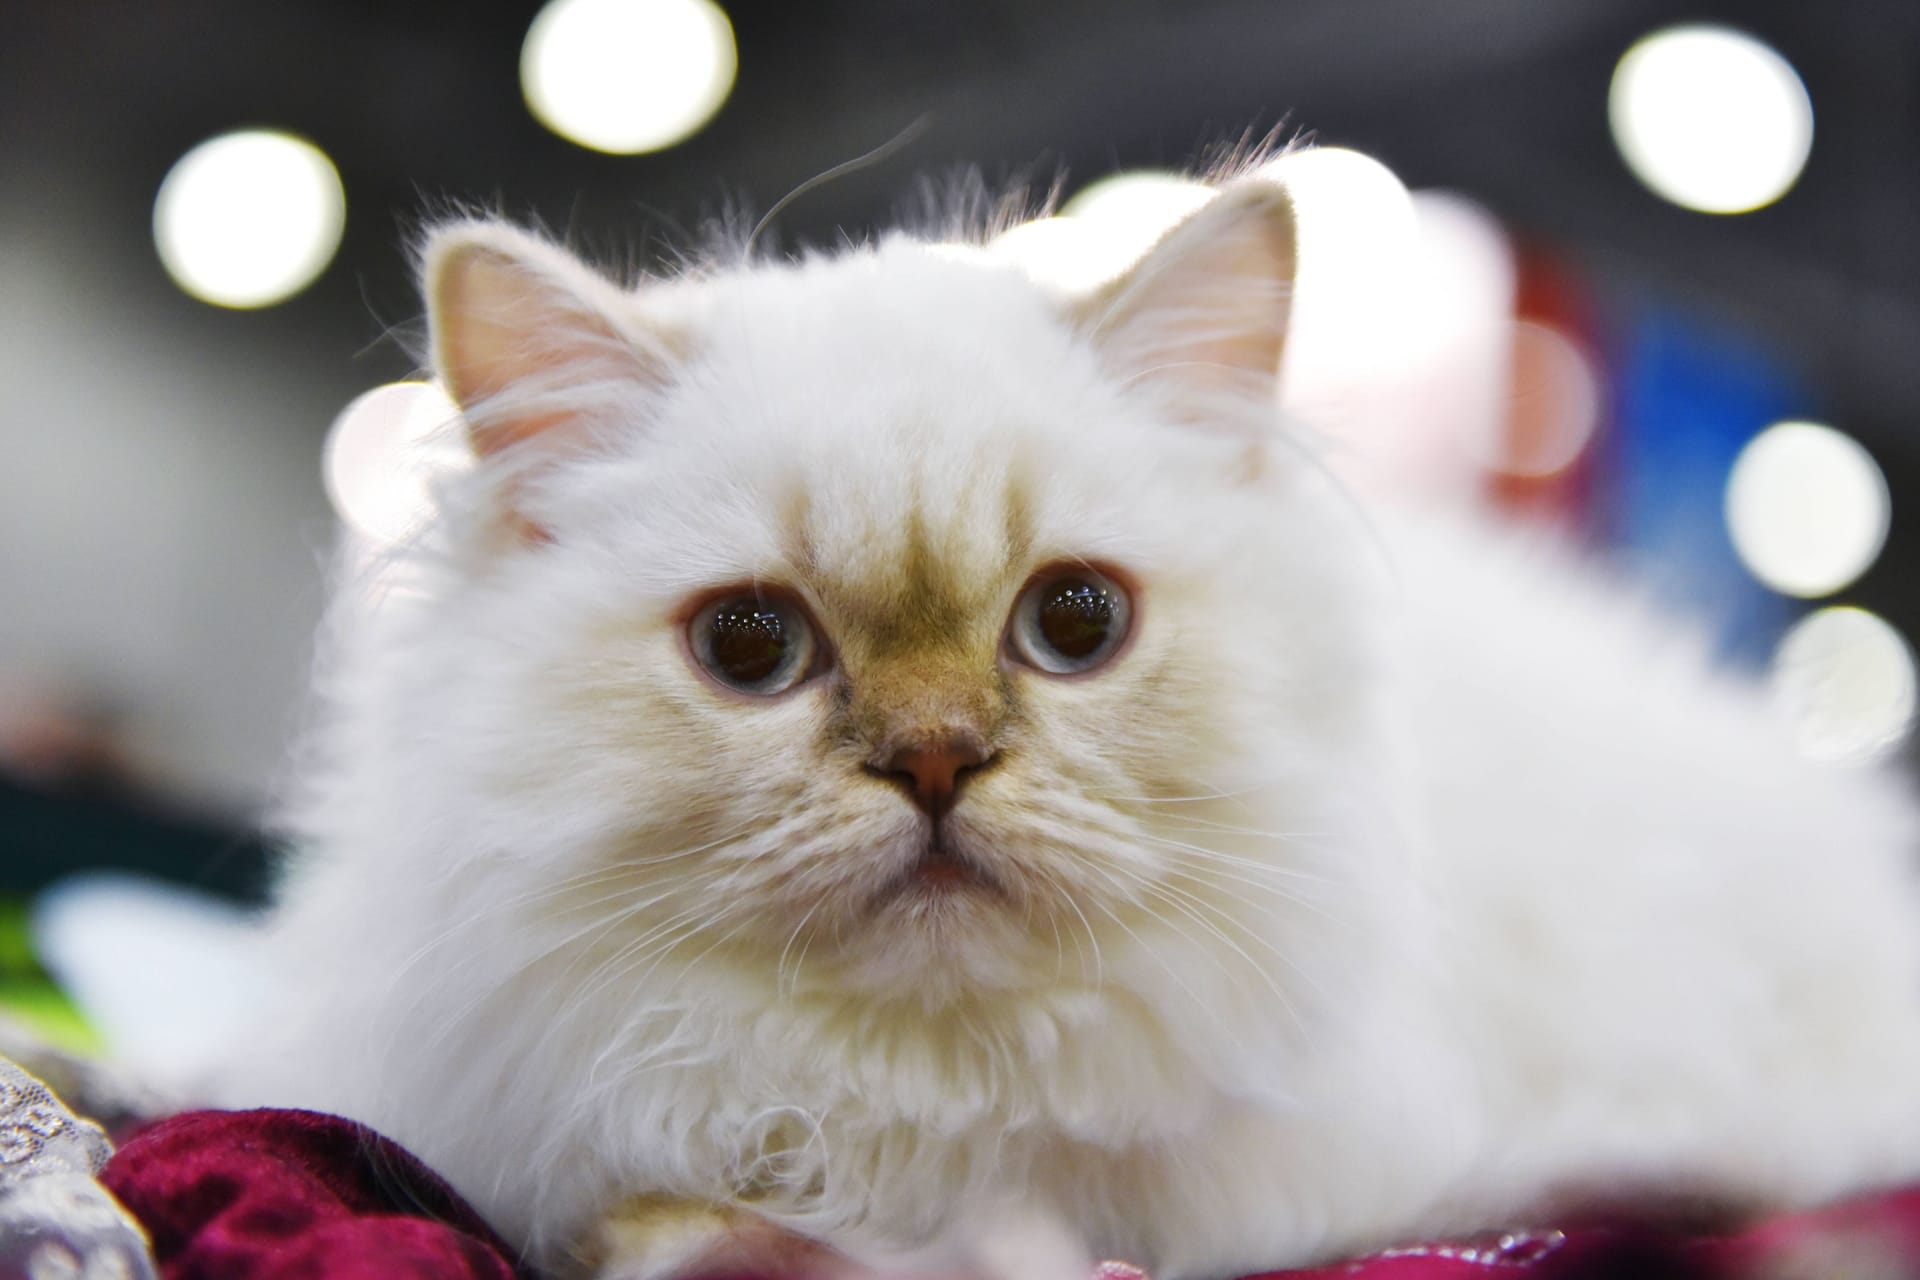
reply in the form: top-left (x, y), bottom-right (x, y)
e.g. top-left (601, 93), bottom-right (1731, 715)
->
top-left (1268, 147), bottom-right (1419, 387)
top-left (1725, 420), bottom-right (1890, 598)
top-left (153, 130), bottom-right (346, 309)
top-left (1060, 171), bottom-right (1216, 241)
top-left (522, 0), bottom-right (737, 155)
top-left (1476, 321), bottom-right (1603, 478)
top-left (323, 381), bottom-right (469, 546)
top-left (1771, 607), bottom-right (1918, 765)
top-left (989, 217), bottom-right (1125, 294)
top-left (1609, 25), bottom-right (1813, 214)
top-left (993, 172), bottom-right (1214, 292)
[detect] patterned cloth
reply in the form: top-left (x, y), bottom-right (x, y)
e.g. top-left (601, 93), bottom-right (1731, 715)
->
top-left (0, 1056), bottom-right (156, 1280)
top-left (0, 1019), bottom-right (173, 1144)
top-left (0, 1059), bottom-right (111, 1183)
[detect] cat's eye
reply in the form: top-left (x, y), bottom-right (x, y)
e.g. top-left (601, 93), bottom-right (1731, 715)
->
top-left (1007, 567), bottom-right (1133, 675)
top-left (688, 590), bottom-right (818, 696)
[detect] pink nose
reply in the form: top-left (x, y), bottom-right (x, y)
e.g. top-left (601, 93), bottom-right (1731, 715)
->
top-left (871, 734), bottom-right (995, 819)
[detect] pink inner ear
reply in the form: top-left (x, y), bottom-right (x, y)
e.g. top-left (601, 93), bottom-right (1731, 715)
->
top-left (462, 397), bottom-right (585, 461)
top-left (427, 237), bottom-right (654, 461)
top-left (433, 249), bottom-right (535, 401)
top-left (1078, 185), bottom-right (1297, 399)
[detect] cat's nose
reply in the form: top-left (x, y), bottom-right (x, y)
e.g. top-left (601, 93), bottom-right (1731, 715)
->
top-left (869, 733), bottom-right (996, 820)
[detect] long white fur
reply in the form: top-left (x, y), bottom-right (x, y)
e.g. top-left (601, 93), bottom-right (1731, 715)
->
top-left (226, 166), bottom-right (1920, 1279)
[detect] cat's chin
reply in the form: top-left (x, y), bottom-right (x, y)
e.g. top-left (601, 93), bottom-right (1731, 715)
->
top-left (822, 827), bottom-right (1054, 997)
top-left (862, 848), bottom-right (1013, 964)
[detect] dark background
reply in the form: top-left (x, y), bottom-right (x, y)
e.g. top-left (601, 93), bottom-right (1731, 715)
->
top-left (14, 1), bottom-right (1919, 409)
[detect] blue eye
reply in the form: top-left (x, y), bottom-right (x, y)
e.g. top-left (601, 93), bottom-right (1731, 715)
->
top-left (1008, 568), bottom-right (1132, 675)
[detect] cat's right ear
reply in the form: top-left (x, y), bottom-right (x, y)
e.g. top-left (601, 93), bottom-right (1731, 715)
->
top-left (422, 221), bottom-right (679, 462)
top-left (1067, 175), bottom-right (1297, 425)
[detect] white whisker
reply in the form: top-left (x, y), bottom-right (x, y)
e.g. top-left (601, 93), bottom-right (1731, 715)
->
top-left (777, 897), bottom-right (828, 998)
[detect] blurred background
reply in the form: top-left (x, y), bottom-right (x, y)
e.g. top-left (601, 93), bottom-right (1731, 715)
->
top-left (2, 0), bottom-right (1917, 1065)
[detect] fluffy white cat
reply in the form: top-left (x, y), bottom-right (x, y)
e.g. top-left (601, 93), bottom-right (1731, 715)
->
top-left (228, 160), bottom-right (1920, 1280)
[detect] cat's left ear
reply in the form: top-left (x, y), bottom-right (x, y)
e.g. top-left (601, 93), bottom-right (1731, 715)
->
top-left (1070, 177), bottom-right (1296, 415)
top-left (422, 221), bottom-right (680, 461)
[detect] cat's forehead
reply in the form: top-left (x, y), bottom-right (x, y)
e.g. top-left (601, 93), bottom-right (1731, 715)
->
top-left (677, 246), bottom-right (1105, 625)
top-left (616, 242), bottom-right (1169, 639)
top-left (681, 242), bottom-right (1049, 375)
top-left (785, 438), bottom-right (1038, 652)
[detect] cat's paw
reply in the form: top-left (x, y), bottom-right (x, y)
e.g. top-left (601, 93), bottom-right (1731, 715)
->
top-left (586, 1197), bottom-right (861, 1280)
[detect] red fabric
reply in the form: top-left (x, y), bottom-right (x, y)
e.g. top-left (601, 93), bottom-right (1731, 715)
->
top-left (100, 1109), bottom-right (1920, 1280)
top-left (101, 1110), bottom-right (528, 1280)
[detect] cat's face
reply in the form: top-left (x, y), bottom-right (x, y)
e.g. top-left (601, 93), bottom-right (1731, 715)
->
top-left (411, 182), bottom-right (1385, 1014)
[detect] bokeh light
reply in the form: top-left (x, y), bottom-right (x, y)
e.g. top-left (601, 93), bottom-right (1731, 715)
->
top-left (152, 130), bottom-right (345, 309)
top-left (992, 171), bottom-right (1214, 293)
top-left (1058, 170), bottom-right (1216, 240)
top-left (988, 216), bottom-right (1124, 293)
top-left (322, 381), bottom-right (469, 546)
top-left (1481, 321), bottom-right (1603, 478)
top-left (1770, 607), bottom-right (1917, 765)
top-left (1332, 192), bottom-right (1514, 501)
top-left (521, 0), bottom-right (737, 155)
top-left (1609, 25), bottom-right (1813, 215)
top-left (1725, 420), bottom-right (1890, 598)
top-left (1272, 147), bottom-right (1419, 396)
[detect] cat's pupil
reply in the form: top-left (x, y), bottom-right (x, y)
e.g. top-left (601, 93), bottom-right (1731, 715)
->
top-left (1037, 579), bottom-right (1115, 659)
top-left (708, 600), bottom-right (787, 684)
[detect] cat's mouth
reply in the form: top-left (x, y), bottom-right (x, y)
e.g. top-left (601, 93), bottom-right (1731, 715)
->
top-left (873, 826), bottom-right (1006, 906)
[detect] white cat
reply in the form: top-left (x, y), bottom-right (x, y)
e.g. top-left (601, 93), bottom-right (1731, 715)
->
top-left (228, 160), bottom-right (1920, 1280)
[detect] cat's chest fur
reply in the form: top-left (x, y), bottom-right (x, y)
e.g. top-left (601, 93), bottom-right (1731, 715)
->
top-left (393, 940), bottom-right (1466, 1276)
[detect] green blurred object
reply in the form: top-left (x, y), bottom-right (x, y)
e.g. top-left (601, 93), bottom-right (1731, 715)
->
top-left (0, 895), bottom-right (102, 1054)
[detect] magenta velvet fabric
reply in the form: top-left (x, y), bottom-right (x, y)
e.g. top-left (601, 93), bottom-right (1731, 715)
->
top-left (99, 1108), bottom-right (1920, 1280)
top-left (100, 1110), bottom-right (529, 1280)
